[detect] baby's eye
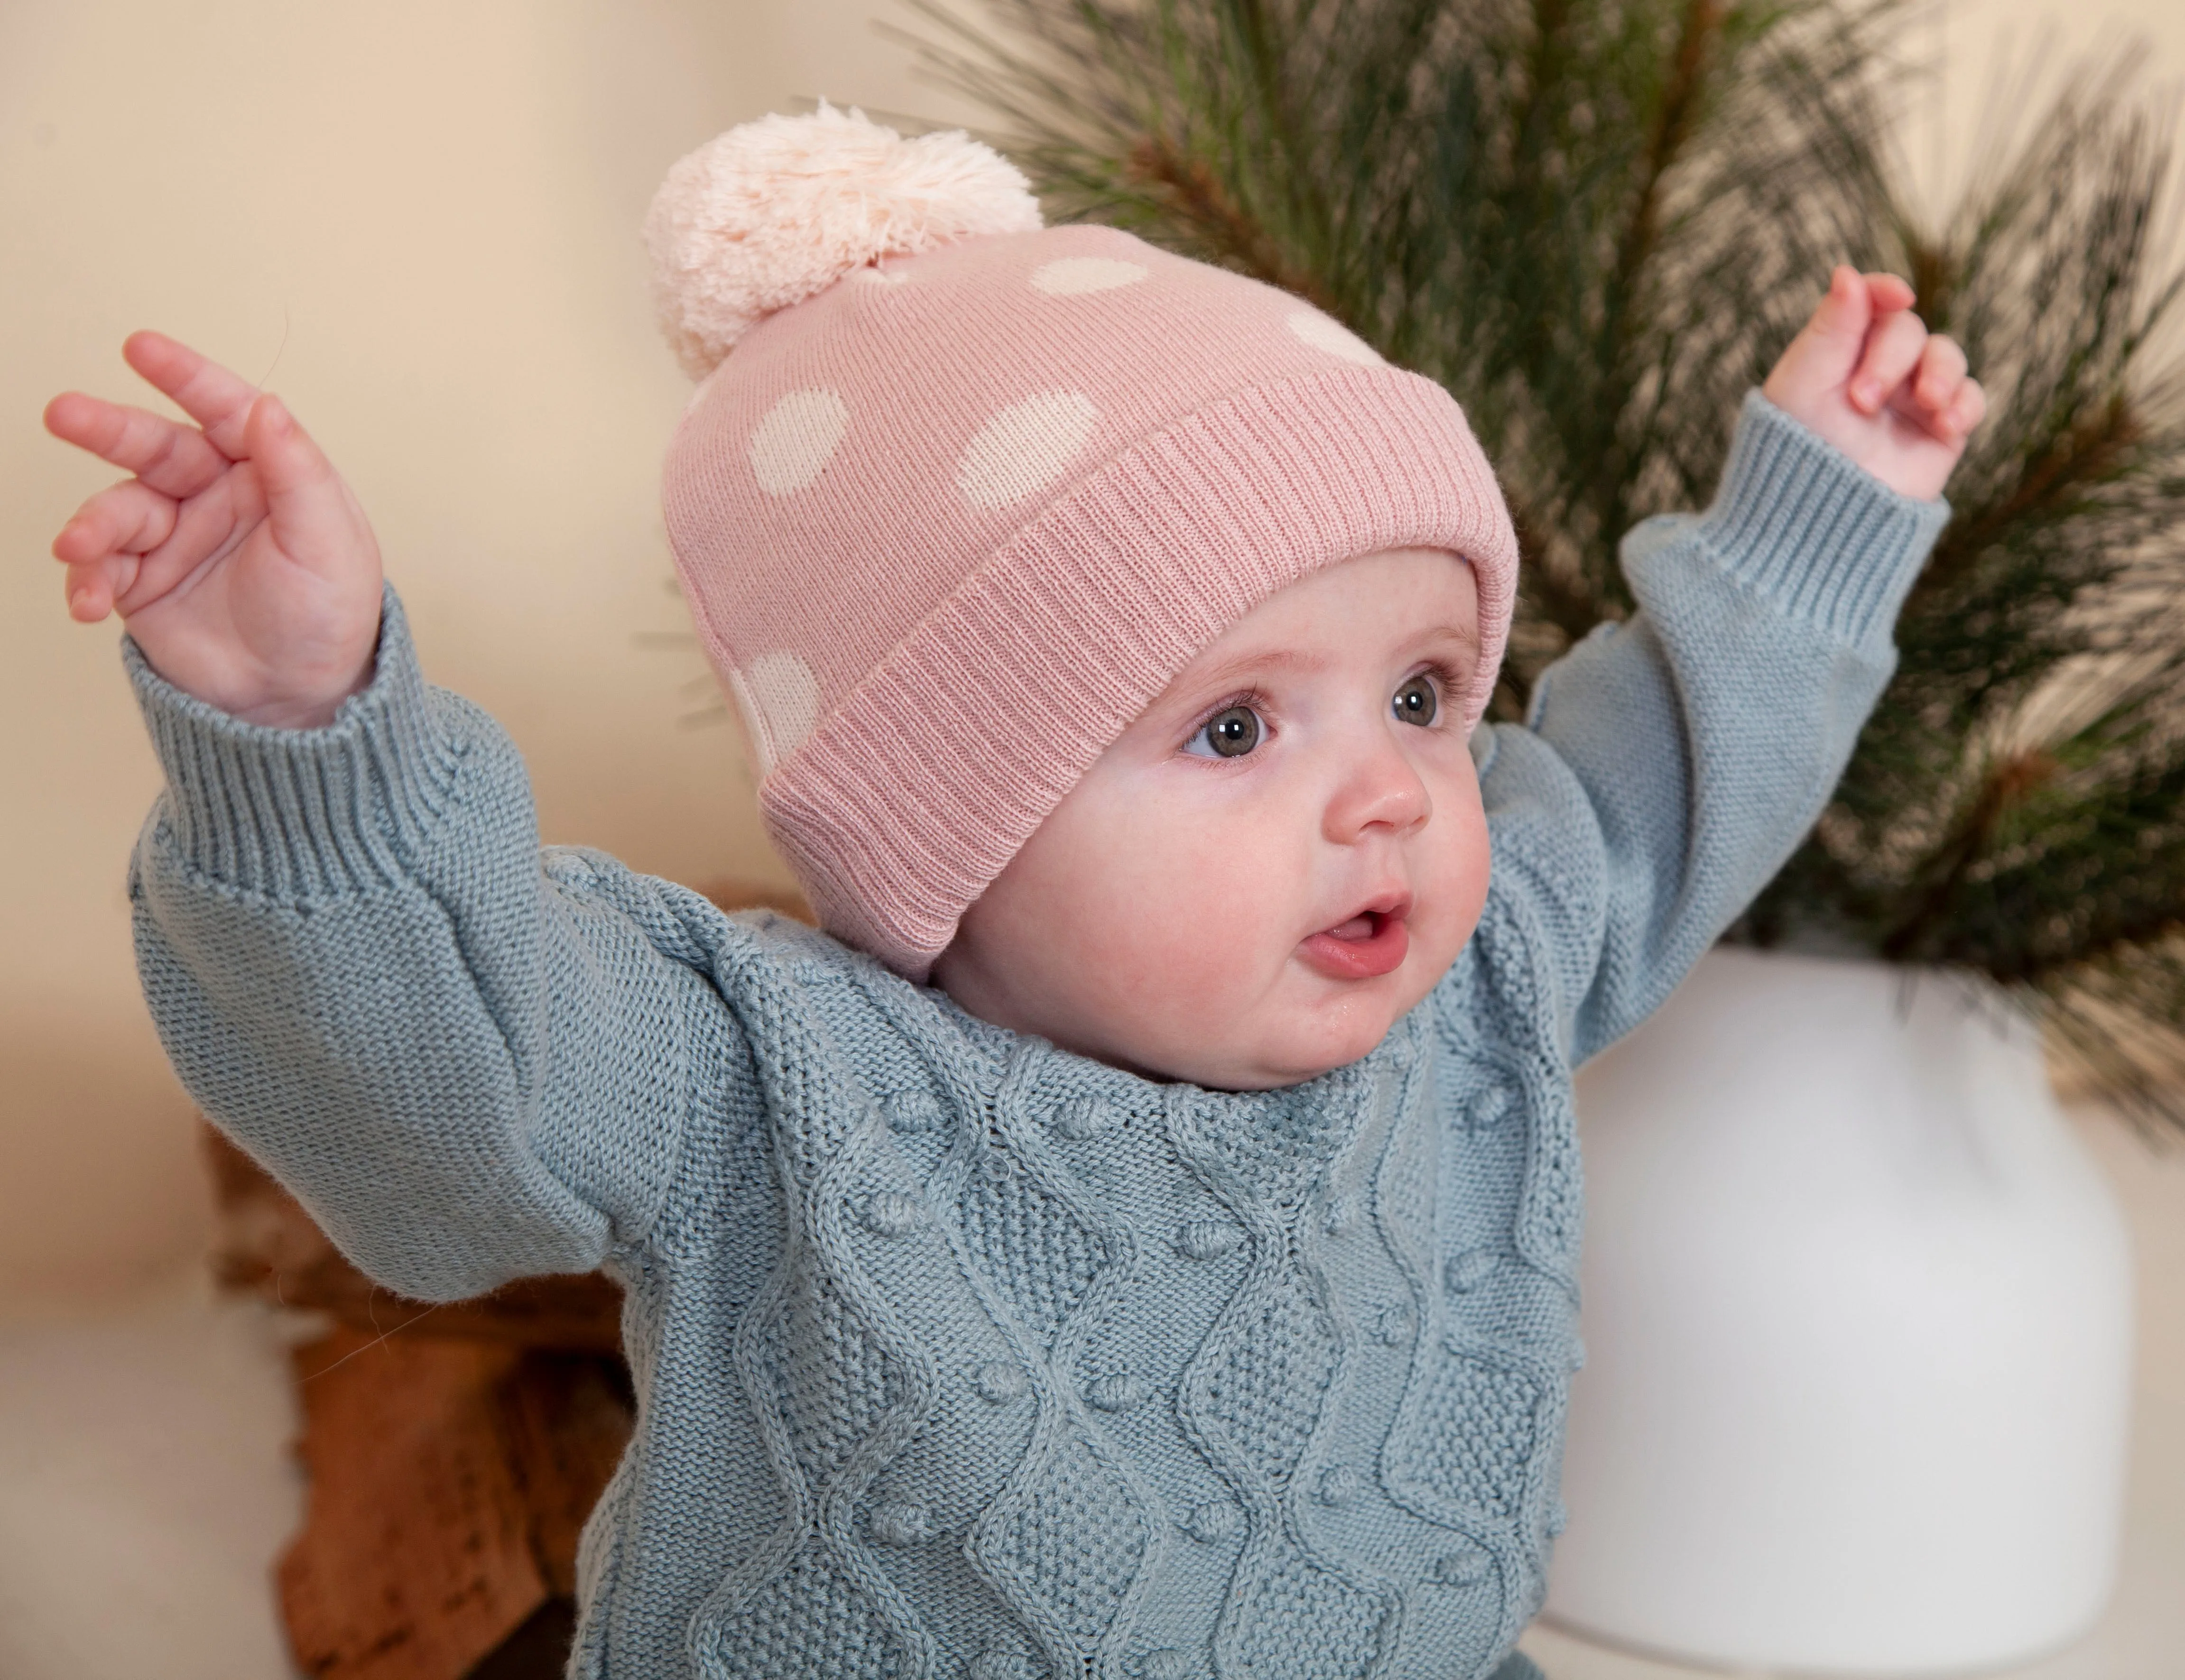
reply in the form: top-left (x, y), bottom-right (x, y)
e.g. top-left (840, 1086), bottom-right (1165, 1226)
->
top-left (1188, 704), bottom-right (1263, 758)
top-left (1392, 674), bottom-right (1440, 727)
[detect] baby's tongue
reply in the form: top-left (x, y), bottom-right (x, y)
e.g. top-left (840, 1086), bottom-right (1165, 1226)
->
top-left (1325, 914), bottom-right (1374, 942)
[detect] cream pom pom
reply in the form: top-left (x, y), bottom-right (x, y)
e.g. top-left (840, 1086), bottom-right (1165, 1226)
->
top-left (644, 103), bottom-right (1045, 378)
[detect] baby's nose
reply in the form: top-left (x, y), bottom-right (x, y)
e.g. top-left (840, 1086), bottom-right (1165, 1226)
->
top-left (1322, 733), bottom-right (1433, 842)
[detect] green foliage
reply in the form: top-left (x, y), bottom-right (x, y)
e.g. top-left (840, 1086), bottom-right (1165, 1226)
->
top-left (901, 0), bottom-right (2185, 1134)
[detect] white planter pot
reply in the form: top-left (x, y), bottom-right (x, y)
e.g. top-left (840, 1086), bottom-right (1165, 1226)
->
top-left (1544, 947), bottom-right (2134, 1675)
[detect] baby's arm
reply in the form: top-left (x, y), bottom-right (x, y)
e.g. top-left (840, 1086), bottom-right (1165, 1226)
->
top-left (1475, 271), bottom-right (1982, 1062)
top-left (47, 338), bottom-right (753, 1300)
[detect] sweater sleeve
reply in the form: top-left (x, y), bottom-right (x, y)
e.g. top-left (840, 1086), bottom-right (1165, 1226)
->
top-left (126, 587), bottom-right (757, 1302)
top-left (1469, 392), bottom-right (1952, 1065)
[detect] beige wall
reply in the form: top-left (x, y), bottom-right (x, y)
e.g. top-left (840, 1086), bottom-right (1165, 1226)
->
top-left (0, 0), bottom-right (978, 1306)
top-left (3, 0), bottom-right (2181, 1309)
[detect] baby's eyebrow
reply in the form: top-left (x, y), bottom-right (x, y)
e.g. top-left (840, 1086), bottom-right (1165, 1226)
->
top-left (1183, 647), bottom-right (1332, 694)
top-left (1440, 618), bottom-right (1483, 661)
top-left (1176, 622), bottom-right (1481, 703)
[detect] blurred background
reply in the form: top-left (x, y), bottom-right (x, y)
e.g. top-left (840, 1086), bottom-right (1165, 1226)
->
top-left (2, 1), bottom-right (2182, 1677)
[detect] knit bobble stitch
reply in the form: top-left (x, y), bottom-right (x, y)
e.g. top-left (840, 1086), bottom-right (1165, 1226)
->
top-left (1086, 1370), bottom-right (1146, 1412)
top-left (1052, 1097), bottom-right (1119, 1140)
top-left (973, 1359), bottom-right (1028, 1403)
top-left (870, 1500), bottom-right (934, 1545)
top-left (884, 1090), bottom-right (947, 1134)
top-left (1429, 1543), bottom-right (1491, 1587)
top-left (860, 1190), bottom-right (925, 1237)
top-left (1462, 1087), bottom-right (1514, 1131)
top-left (1177, 1219), bottom-right (1245, 1260)
top-left (1444, 1247), bottom-right (1500, 1293)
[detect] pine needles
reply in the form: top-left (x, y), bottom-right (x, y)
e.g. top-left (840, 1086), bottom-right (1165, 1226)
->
top-left (901, 0), bottom-right (2185, 1136)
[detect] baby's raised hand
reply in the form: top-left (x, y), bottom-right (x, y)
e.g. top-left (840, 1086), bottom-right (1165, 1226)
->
top-left (1762, 267), bottom-right (1985, 503)
top-left (44, 333), bottom-right (383, 729)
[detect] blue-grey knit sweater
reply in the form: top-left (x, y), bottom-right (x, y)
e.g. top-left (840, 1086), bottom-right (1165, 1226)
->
top-left (127, 395), bottom-right (1945, 1680)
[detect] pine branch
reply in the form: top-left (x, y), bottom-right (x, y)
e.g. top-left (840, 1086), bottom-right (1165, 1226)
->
top-left (2039, 947), bottom-right (2185, 1141)
top-left (1585, 0), bottom-right (1728, 564)
top-left (1121, 133), bottom-right (1342, 308)
top-left (904, 0), bottom-right (2185, 1129)
top-left (1879, 749), bottom-right (2059, 961)
top-left (1911, 396), bottom-right (2145, 609)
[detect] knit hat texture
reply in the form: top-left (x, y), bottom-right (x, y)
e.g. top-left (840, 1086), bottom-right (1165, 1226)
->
top-left (649, 108), bottom-right (1518, 978)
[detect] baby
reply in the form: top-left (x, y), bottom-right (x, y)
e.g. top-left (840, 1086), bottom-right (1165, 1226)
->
top-left (44, 110), bottom-right (1980, 1680)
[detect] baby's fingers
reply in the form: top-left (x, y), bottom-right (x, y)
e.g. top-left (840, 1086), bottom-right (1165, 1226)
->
top-left (1849, 308), bottom-right (1929, 415)
top-left (43, 391), bottom-right (231, 498)
top-left (243, 392), bottom-right (373, 582)
top-left (1944, 377), bottom-right (1987, 441)
top-left (1914, 335), bottom-right (1969, 411)
top-left (1892, 339), bottom-right (1986, 443)
top-left (120, 331), bottom-right (265, 457)
top-left (54, 479), bottom-right (179, 565)
top-left (60, 554), bottom-right (142, 622)
top-left (52, 481), bottom-right (174, 622)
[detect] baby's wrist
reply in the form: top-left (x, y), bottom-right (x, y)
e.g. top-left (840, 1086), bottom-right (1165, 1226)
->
top-left (1696, 391), bottom-right (1953, 646)
top-left (131, 604), bottom-right (386, 733)
top-left (127, 587), bottom-right (458, 897)
top-left (225, 658), bottom-right (380, 731)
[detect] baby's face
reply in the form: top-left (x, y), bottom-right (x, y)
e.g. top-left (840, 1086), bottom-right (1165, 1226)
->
top-left (933, 547), bottom-right (1490, 1090)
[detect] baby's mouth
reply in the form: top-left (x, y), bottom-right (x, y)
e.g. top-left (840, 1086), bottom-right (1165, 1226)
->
top-left (1297, 895), bottom-right (1412, 981)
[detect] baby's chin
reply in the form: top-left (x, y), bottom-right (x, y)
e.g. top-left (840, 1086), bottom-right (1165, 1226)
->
top-left (939, 926), bottom-right (1455, 1092)
top-left (1116, 979), bottom-right (1419, 1092)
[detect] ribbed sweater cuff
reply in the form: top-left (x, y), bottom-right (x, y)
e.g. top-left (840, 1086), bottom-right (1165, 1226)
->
top-left (1698, 391), bottom-right (1953, 647)
top-left (126, 585), bottom-right (461, 898)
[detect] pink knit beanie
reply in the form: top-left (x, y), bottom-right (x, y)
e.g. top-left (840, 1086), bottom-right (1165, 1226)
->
top-left (648, 107), bottom-right (1518, 978)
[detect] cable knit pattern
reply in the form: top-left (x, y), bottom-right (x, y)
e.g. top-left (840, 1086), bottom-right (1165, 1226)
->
top-left (124, 396), bottom-right (1947, 1680)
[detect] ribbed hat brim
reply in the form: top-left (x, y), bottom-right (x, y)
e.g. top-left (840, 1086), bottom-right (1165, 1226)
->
top-left (762, 363), bottom-right (1517, 977)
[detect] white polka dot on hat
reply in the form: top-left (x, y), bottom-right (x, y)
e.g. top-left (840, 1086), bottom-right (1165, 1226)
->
top-left (649, 103), bottom-right (1518, 978)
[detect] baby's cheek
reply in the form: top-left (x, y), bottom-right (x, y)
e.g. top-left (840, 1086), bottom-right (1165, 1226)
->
top-left (1410, 754), bottom-right (1493, 973)
top-left (1084, 805), bottom-right (1295, 1019)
